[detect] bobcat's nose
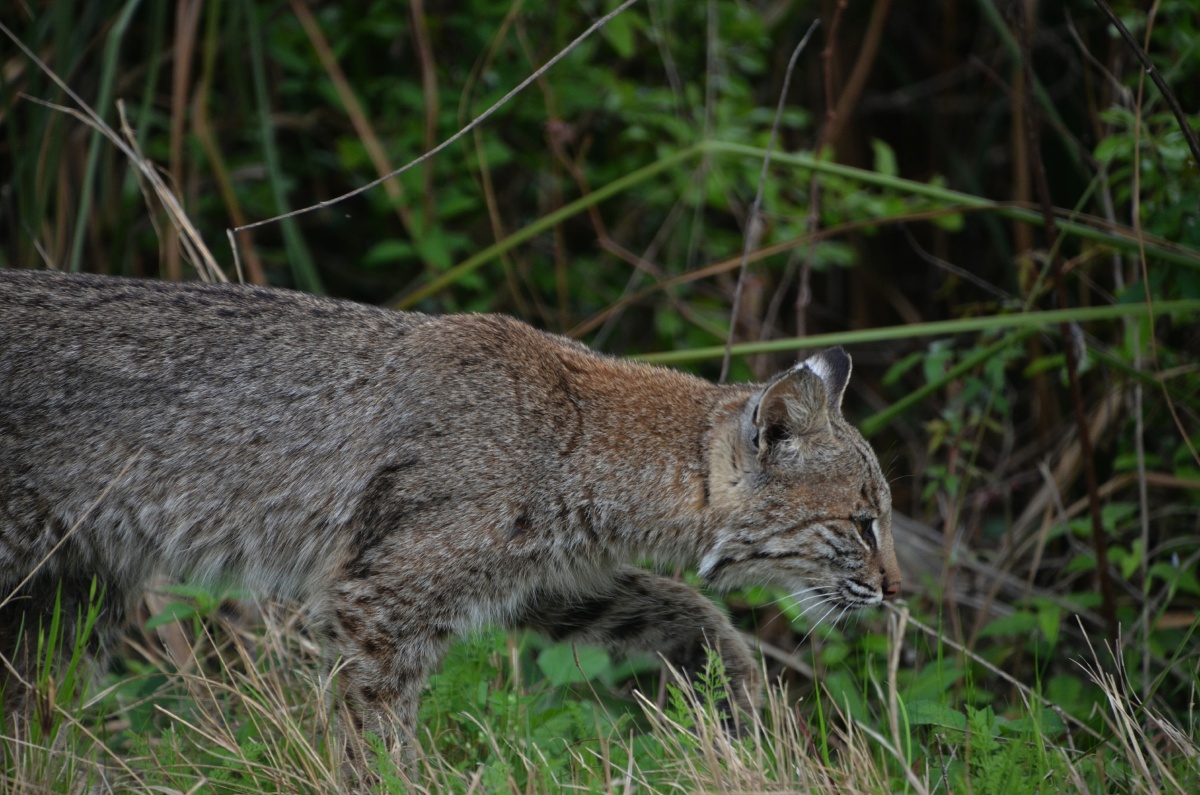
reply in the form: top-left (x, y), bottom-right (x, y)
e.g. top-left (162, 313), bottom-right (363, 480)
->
top-left (882, 578), bottom-right (901, 600)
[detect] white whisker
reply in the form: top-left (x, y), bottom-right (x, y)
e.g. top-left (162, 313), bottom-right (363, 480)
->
top-left (832, 604), bottom-right (850, 628)
top-left (787, 590), bottom-right (833, 608)
top-left (794, 601), bottom-right (839, 650)
top-left (779, 585), bottom-right (836, 606)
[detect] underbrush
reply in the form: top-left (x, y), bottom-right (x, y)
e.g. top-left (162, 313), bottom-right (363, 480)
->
top-left (2, 588), bottom-right (1196, 794)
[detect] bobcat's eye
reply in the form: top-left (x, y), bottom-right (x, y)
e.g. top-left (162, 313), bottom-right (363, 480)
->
top-left (854, 517), bottom-right (877, 551)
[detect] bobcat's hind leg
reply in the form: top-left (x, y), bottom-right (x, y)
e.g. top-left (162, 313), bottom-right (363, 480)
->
top-left (514, 566), bottom-right (763, 730)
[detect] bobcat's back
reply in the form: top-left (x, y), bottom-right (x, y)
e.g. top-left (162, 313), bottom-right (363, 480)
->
top-left (0, 270), bottom-right (587, 600)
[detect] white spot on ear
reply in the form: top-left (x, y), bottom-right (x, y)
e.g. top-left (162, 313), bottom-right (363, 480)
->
top-left (800, 356), bottom-right (831, 381)
top-left (793, 347), bottom-right (852, 411)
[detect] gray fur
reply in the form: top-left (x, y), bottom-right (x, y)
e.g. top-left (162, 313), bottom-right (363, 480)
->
top-left (0, 269), bottom-right (900, 753)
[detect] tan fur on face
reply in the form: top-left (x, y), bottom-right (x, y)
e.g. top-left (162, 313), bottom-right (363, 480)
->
top-left (701, 354), bottom-right (899, 604)
top-left (0, 270), bottom-right (899, 759)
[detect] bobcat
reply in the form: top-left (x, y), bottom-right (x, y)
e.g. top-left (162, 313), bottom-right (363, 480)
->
top-left (0, 268), bottom-right (900, 754)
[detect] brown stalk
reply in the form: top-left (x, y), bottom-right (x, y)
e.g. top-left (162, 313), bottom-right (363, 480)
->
top-left (821, 0), bottom-right (893, 149)
top-left (457, 1), bottom-right (538, 321)
top-left (409, 0), bottom-right (439, 230)
top-left (471, 126), bottom-right (535, 321)
top-left (796, 0), bottom-right (890, 337)
top-left (514, 17), bottom-right (715, 337)
top-left (796, 0), bottom-right (847, 338)
top-left (1016, 5), bottom-right (1117, 645)
top-left (289, 0), bottom-right (415, 239)
top-left (167, 0), bottom-right (203, 280)
top-left (530, 69), bottom-right (666, 315)
top-left (192, 2), bottom-right (266, 284)
top-left (1092, 0), bottom-right (1200, 171)
top-left (512, 18), bottom-right (574, 330)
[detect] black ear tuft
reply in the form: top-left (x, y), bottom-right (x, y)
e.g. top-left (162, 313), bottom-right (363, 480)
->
top-left (800, 346), bottom-right (852, 412)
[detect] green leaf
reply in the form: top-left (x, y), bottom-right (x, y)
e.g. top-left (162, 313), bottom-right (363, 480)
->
top-left (1100, 502), bottom-right (1136, 533)
top-left (1036, 602), bottom-right (1062, 646)
top-left (144, 601), bottom-right (199, 631)
top-left (871, 138), bottom-right (898, 177)
top-left (537, 644), bottom-right (612, 687)
top-left (907, 700), bottom-right (967, 730)
top-left (884, 350), bottom-right (924, 385)
top-left (1094, 135), bottom-right (1129, 165)
top-left (1064, 553), bottom-right (1097, 574)
top-left (1148, 562), bottom-right (1200, 596)
top-left (602, 10), bottom-right (636, 59)
top-left (978, 611), bottom-right (1037, 638)
top-left (1022, 353), bottom-right (1065, 377)
top-left (365, 239), bottom-right (414, 267)
top-left (931, 209), bottom-right (964, 231)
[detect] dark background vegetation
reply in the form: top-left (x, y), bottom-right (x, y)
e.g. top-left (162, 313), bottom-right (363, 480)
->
top-left (1, 0), bottom-right (1198, 791)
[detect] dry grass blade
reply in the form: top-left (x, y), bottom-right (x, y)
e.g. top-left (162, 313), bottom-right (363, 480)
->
top-left (0, 19), bottom-right (223, 282)
top-left (15, 95), bottom-right (223, 282)
top-left (1077, 630), bottom-right (1200, 795)
top-left (631, 662), bottom-right (908, 795)
top-left (288, 0), bottom-right (415, 238)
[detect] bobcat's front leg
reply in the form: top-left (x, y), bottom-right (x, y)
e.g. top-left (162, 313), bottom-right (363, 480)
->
top-left (515, 566), bottom-right (763, 727)
top-left (322, 579), bottom-right (450, 767)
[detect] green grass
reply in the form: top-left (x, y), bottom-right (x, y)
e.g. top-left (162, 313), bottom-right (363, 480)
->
top-left (4, 589), bottom-right (1196, 794)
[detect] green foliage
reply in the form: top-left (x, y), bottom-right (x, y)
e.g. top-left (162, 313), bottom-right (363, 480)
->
top-left (2, 0), bottom-right (1200, 792)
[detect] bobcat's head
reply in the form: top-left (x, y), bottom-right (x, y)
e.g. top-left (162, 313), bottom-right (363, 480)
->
top-left (701, 348), bottom-right (901, 610)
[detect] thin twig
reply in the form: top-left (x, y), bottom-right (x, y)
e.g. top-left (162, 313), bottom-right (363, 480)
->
top-left (409, 0), bottom-right (440, 229)
top-left (719, 20), bottom-right (819, 384)
top-left (194, 1), bottom-right (267, 284)
top-left (821, 0), bottom-right (893, 150)
top-left (232, 0), bottom-right (644, 233)
top-left (167, 0), bottom-right (204, 281)
top-left (1092, 0), bottom-right (1200, 171)
top-left (797, 2), bottom-right (848, 339)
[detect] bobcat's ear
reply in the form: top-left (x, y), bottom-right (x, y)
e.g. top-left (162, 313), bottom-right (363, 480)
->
top-left (801, 346), bottom-right (852, 412)
top-left (744, 365), bottom-right (829, 461)
top-left (742, 348), bottom-right (852, 461)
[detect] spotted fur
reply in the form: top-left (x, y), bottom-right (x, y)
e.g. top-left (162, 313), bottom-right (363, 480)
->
top-left (0, 269), bottom-right (900, 752)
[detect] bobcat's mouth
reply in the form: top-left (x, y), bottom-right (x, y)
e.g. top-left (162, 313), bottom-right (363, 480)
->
top-left (835, 576), bottom-right (885, 607)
